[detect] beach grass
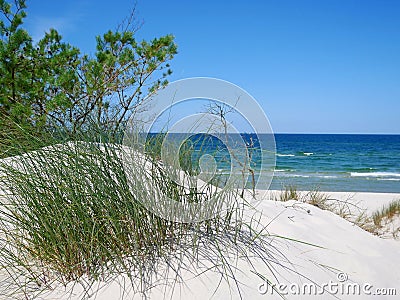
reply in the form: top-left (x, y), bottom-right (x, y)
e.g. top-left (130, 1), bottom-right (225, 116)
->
top-left (372, 199), bottom-right (400, 228)
top-left (273, 185), bottom-right (300, 202)
top-left (0, 130), bottom-right (295, 299)
top-left (273, 185), bottom-right (330, 207)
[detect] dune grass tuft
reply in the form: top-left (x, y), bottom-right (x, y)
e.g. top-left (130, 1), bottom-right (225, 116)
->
top-left (273, 185), bottom-right (300, 202)
top-left (372, 199), bottom-right (400, 228)
top-left (273, 185), bottom-right (330, 209)
top-left (0, 131), bottom-right (297, 299)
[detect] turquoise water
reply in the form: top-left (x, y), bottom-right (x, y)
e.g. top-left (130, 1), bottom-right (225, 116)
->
top-left (179, 133), bottom-right (400, 193)
top-left (271, 134), bottom-right (400, 193)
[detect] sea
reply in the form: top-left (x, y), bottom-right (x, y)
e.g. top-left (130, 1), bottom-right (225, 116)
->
top-left (170, 133), bottom-right (400, 193)
top-left (271, 134), bottom-right (400, 193)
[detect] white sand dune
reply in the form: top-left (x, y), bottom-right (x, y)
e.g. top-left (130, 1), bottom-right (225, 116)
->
top-left (37, 191), bottom-right (400, 300)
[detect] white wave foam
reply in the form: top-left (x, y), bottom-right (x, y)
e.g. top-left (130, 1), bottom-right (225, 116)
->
top-left (276, 154), bottom-right (295, 157)
top-left (350, 172), bottom-right (400, 178)
top-left (303, 152), bottom-right (313, 156)
top-left (273, 172), bottom-right (309, 178)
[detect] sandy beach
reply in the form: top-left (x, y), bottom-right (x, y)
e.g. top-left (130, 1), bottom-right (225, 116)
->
top-left (24, 190), bottom-right (398, 299)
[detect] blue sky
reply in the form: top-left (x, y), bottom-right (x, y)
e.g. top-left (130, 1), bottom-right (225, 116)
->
top-left (22, 0), bottom-right (400, 134)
